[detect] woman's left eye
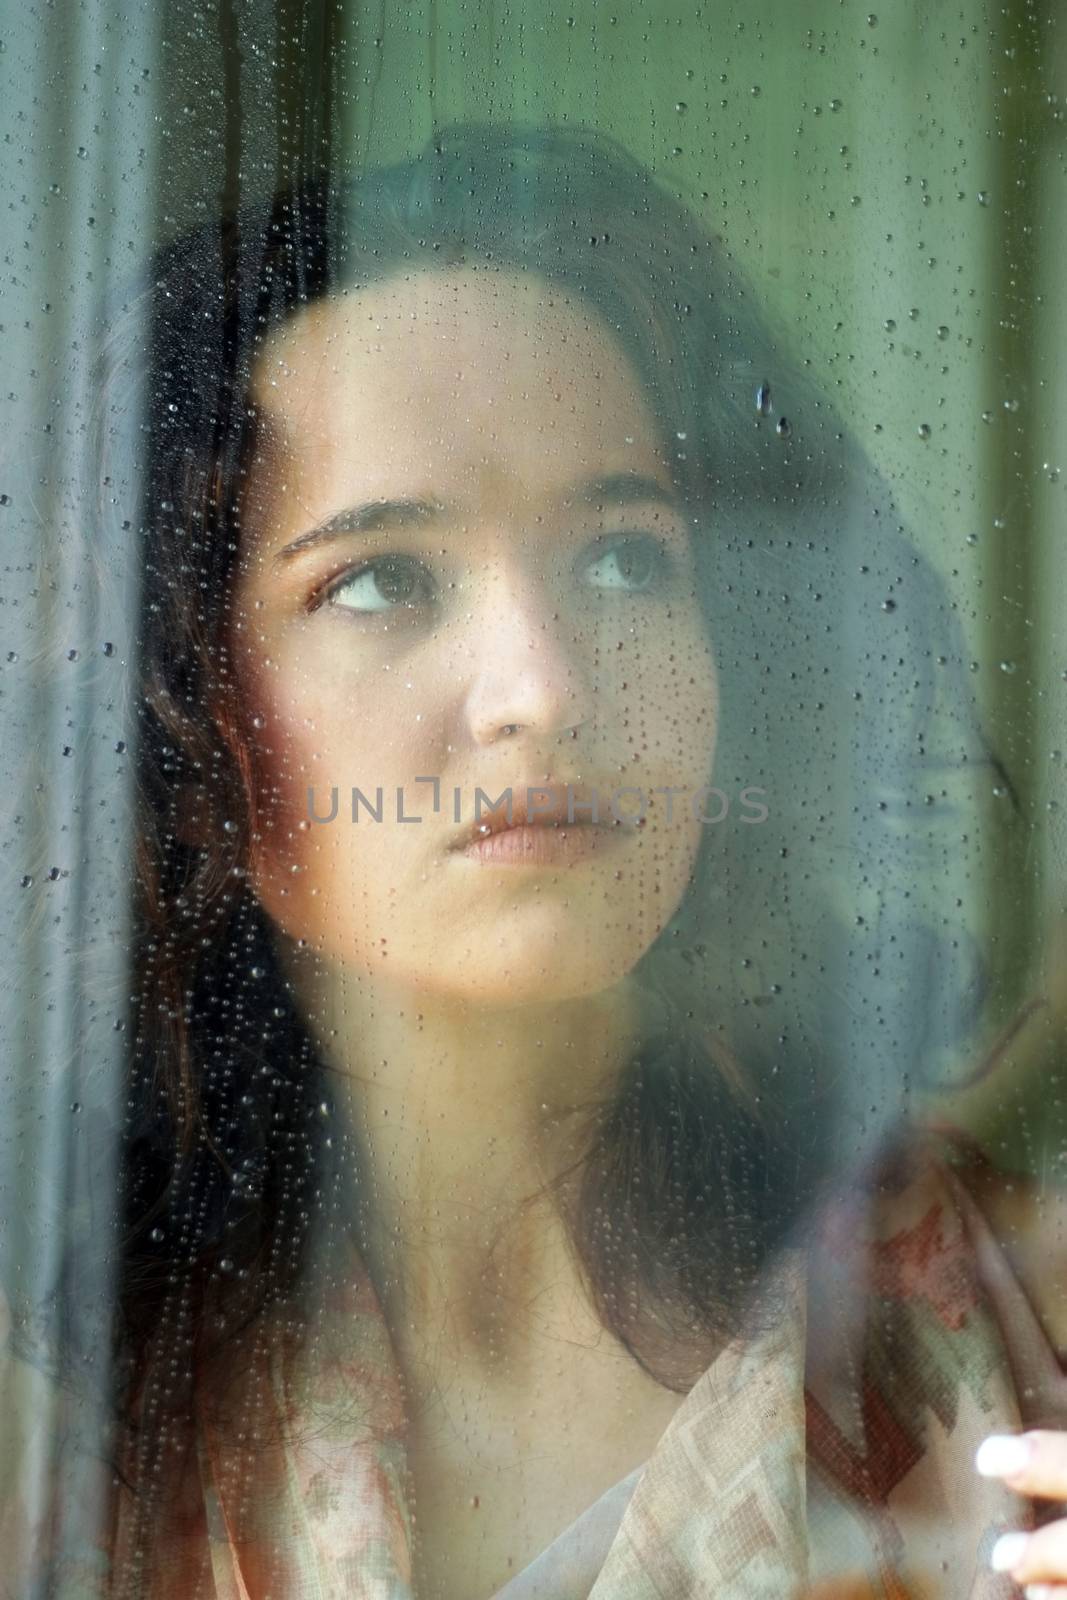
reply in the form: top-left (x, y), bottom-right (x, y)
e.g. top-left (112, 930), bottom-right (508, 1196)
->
top-left (581, 535), bottom-right (669, 593)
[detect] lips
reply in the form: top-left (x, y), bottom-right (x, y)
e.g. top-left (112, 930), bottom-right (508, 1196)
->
top-left (459, 820), bottom-right (629, 866)
top-left (447, 783), bottom-right (626, 854)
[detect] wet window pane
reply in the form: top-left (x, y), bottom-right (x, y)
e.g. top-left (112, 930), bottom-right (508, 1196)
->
top-left (3, 3), bottom-right (1066, 1596)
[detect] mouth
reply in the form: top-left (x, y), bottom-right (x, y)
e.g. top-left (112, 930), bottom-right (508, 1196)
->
top-left (447, 785), bottom-right (639, 865)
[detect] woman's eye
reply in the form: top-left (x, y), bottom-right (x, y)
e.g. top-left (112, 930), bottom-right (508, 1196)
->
top-left (582, 535), bottom-right (668, 593)
top-left (323, 555), bottom-right (436, 614)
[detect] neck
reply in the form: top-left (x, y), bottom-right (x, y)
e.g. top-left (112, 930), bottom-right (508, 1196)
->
top-left (277, 943), bottom-right (644, 1386)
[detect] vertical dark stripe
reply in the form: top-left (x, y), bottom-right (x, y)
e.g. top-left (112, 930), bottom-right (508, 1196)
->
top-left (986, 0), bottom-right (1046, 1016)
top-left (217, 0), bottom-right (243, 225)
top-left (429, 0), bottom-right (440, 139)
top-left (322, 0), bottom-right (342, 175)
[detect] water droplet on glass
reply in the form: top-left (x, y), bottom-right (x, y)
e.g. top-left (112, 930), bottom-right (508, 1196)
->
top-left (978, 191), bottom-right (990, 206)
top-left (776, 417), bottom-right (790, 437)
top-left (756, 380), bottom-right (772, 415)
top-left (918, 423), bottom-right (932, 440)
top-left (884, 318), bottom-right (896, 332)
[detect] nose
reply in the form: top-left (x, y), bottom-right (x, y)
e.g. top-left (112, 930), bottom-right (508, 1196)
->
top-left (461, 564), bottom-right (594, 749)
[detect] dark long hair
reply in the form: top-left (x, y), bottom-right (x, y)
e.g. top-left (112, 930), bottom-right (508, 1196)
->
top-left (114, 119), bottom-right (1008, 1546)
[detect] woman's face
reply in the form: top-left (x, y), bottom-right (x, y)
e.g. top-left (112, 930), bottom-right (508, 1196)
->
top-left (227, 267), bottom-right (718, 1005)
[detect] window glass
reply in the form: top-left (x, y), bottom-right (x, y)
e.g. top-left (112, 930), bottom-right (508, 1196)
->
top-left (3, 4), bottom-right (1065, 1596)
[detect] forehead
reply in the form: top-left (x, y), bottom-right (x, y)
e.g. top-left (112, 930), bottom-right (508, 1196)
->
top-left (248, 268), bottom-right (668, 497)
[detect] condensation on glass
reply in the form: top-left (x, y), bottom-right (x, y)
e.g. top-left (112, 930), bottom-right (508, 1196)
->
top-left (2, 4), bottom-right (1066, 1597)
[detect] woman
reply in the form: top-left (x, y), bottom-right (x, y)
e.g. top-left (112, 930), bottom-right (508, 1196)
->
top-left (84, 121), bottom-right (1067, 1596)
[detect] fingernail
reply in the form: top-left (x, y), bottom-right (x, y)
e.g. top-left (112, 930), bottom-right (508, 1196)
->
top-left (976, 1434), bottom-right (1032, 1478)
top-left (1024, 1587), bottom-right (1053, 1600)
top-left (991, 1532), bottom-right (1030, 1572)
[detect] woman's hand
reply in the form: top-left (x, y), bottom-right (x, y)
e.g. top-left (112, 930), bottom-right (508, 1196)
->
top-left (977, 1433), bottom-right (1067, 1597)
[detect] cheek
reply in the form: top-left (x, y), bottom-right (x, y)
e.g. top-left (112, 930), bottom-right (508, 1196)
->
top-left (622, 611), bottom-right (718, 778)
top-left (231, 646), bottom-right (439, 944)
top-left (237, 642), bottom-right (419, 809)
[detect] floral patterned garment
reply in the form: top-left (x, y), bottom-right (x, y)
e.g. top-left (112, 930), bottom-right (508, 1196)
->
top-left (6, 1131), bottom-right (1067, 1598)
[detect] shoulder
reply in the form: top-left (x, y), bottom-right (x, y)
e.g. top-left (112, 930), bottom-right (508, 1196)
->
top-left (802, 1127), bottom-right (1067, 1480)
top-left (806, 1125), bottom-right (1067, 1354)
top-left (936, 1130), bottom-right (1067, 1360)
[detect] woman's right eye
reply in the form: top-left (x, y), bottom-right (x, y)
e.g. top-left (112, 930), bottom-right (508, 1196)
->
top-left (322, 555), bottom-right (437, 615)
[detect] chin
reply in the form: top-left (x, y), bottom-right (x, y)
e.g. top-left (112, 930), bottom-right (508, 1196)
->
top-left (456, 959), bottom-right (639, 1008)
top-left (397, 919), bottom-right (657, 1008)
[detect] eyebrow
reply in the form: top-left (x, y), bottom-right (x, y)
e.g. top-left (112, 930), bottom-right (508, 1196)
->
top-left (272, 472), bottom-right (683, 565)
